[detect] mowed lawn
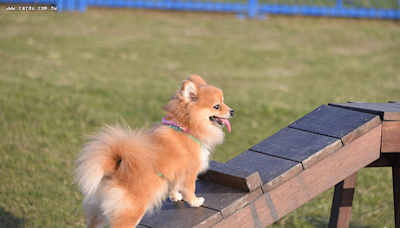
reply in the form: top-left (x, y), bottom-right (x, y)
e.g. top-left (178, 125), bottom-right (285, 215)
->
top-left (0, 7), bottom-right (399, 227)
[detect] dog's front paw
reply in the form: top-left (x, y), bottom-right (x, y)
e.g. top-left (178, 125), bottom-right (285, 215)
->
top-left (187, 197), bottom-right (205, 208)
top-left (169, 191), bottom-right (183, 202)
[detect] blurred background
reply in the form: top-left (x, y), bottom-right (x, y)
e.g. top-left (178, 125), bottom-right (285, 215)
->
top-left (0, 4), bottom-right (399, 227)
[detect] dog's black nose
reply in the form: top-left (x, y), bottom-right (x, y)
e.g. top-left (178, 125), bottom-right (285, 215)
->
top-left (230, 109), bottom-right (235, 117)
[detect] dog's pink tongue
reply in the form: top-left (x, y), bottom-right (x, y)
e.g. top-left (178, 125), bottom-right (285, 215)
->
top-left (220, 118), bottom-right (231, 133)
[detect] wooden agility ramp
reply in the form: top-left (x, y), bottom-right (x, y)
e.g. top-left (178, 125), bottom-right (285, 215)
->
top-left (138, 102), bottom-right (400, 228)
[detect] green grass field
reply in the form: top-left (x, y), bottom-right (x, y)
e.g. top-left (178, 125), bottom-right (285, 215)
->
top-left (1, 7), bottom-right (399, 227)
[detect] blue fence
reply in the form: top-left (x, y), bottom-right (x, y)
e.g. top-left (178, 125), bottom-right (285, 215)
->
top-left (2, 0), bottom-right (400, 19)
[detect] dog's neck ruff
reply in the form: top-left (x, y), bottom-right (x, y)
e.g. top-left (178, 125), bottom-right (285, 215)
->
top-left (161, 117), bottom-right (205, 150)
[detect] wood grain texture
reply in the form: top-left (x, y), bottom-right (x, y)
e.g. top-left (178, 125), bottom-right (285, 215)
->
top-left (329, 103), bottom-right (400, 121)
top-left (226, 150), bottom-right (304, 193)
top-left (213, 124), bottom-right (381, 227)
top-left (289, 105), bottom-right (381, 145)
top-left (198, 160), bottom-right (262, 192)
top-left (250, 127), bottom-right (342, 170)
top-left (382, 121), bottom-right (400, 153)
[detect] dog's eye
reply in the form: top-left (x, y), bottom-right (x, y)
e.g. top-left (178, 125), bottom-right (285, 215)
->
top-left (213, 105), bottom-right (220, 110)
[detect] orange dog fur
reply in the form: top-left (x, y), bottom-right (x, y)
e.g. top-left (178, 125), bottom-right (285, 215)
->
top-left (74, 75), bottom-right (234, 228)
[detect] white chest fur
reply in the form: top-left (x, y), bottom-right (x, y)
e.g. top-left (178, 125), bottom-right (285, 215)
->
top-left (199, 148), bottom-right (211, 173)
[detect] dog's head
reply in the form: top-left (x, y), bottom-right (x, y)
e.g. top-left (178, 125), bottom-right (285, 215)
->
top-left (164, 75), bottom-right (234, 147)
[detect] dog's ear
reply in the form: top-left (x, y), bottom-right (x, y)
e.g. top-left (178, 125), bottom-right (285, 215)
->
top-left (181, 80), bottom-right (198, 102)
top-left (187, 74), bottom-right (207, 85)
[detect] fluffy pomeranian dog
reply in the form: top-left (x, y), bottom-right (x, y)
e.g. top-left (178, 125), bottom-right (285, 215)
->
top-left (74, 75), bottom-right (234, 228)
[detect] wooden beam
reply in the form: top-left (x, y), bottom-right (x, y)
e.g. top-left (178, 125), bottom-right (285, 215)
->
top-left (328, 172), bottom-right (358, 228)
top-left (382, 121), bottom-right (400, 153)
top-left (225, 150), bottom-right (304, 193)
top-left (198, 160), bottom-right (262, 192)
top-left (212, 124), bottom-right (381, 227)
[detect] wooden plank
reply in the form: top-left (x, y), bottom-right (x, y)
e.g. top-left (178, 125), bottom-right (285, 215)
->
top-left (328, 172), bottom-right (358, 228)
top-left (213, 124), bottom-right (381, 227)
top-left (329, 103), bottom-right (400, 120)
top-left (140, 197), bottom-right (221, 228)
top-left (382, 121), bottom-right (400, 153)
top-left (250, 127), bottom-right (342, 169)
top-left (226, 150), bottom-right (303, 193)
top-left (289, 105), bottom-right (381, 145)
top-left (198, 160), bottom-right (262, 192)
top-left (195, 180), bottom-right (263, 219)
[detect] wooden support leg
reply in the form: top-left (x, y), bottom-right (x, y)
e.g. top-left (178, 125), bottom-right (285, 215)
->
top-left (392, 166), bottom-right (400, 228)
top-left (328, 172), bottom-right (358, 228)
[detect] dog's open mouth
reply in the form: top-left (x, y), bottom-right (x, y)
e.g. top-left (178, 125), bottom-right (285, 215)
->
top-left (209, 116), bottom-right (231, 132)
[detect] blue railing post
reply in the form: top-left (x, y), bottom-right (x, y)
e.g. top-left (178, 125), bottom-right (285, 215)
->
top-left (335, 0), bottom-right (343, 16)
top-left (78, 0), bottom-right (86, 12)
top-left (56, 0), bottom-right (63, 11)
top-left (248, 0), bottom-right (258, 18)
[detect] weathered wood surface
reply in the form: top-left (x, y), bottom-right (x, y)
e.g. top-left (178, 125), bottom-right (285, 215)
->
top-left (289, 105), bottom-right (381, 145)
top-left (139, 103), bottom-right (400, 227)
top-left (212, 124), bottom-right (381, 228)
top-left (328, 172), bottom-right (358, 228)
top-left (330, 102), bottom-right (400, 120)
top-left (250, 127), bottom-right (342, 170)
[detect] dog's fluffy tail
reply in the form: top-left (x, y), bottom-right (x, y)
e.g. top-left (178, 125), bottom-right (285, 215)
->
top-left (74, 124), bottom-right (157, 197)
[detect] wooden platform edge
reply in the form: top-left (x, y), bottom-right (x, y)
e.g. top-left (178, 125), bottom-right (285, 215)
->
top-left (198, 160), bottom-right (263, 192)
top-left (382, 121), bottom-right (400, 153)
top-left (211, 124), bottom-right (382, 228)
top-left (329, 102), bottom-right (400, 121)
